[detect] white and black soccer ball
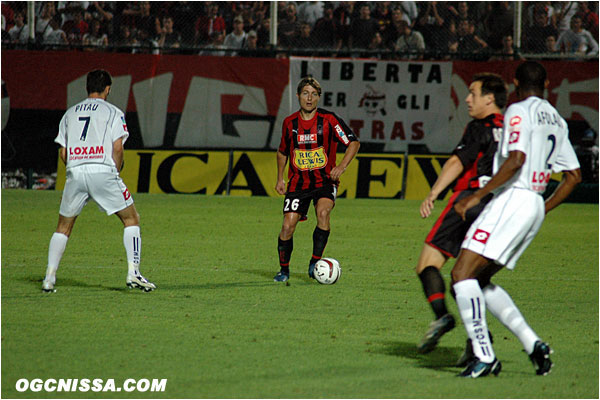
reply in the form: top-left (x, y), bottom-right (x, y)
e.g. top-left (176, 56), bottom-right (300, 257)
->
top-left (314, 258), bottom-right (341, 285)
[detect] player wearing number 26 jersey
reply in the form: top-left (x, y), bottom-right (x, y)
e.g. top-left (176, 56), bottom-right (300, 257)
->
top-left (451, 62), bottom-right (581, 378)
top-left (274, 77), bottom-right (360, 283)
top-left (279, 108), bottom-right (358, 192)
top-left (42, 69), bottom-right (155, 294)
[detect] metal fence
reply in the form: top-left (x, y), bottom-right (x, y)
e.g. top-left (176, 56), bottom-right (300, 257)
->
top-left (2, 1), bottom-right (599, 60)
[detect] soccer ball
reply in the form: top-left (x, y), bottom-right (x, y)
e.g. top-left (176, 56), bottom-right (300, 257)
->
top-left (313, 258), bottom-right (341, 285)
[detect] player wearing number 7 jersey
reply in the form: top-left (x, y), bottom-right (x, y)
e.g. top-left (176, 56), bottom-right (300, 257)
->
top-left (274, 77), bottom-right (360, 282)
top-left (450, 61), bottom-right (581, 378)
top-left (42, 69), bottom-right (155, 293)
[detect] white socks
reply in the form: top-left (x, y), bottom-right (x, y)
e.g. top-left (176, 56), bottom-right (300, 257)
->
top-left (454, 279), bottom-right (495, 363)
top-left (483, 283), bottom-right (540, 354)
top-left (45, 232), bottom-right (68, 284)
top-left (123, 226), bottom-right (141, 275)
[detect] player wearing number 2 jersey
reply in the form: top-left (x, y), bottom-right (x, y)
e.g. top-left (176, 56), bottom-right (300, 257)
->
top-left (451, 61), bottom-right (581, 378)
top-left (274, 77), bottom-right (360, 282)
top-left (42, 69), bottom-right (155, 293)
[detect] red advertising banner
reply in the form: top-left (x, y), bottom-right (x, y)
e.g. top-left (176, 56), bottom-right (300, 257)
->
top-left (2, 51), bottom-right (597, 152)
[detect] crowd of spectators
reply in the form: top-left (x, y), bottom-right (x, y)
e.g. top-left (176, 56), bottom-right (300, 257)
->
top-left (1, 1), bottom-right (598, 59)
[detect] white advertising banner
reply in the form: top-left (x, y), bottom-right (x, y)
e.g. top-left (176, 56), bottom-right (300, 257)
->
top-left (289, 57), bottom-right (453, 152)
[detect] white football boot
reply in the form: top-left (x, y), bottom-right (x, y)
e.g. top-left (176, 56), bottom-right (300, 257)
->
top-left (42, 278), bottom-right (56, 293)
top-left (126, 271), bottom-right (156, 292)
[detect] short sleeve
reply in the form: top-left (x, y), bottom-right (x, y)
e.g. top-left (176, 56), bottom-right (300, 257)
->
top-left (113, 110), bottom-right (129, 144)
top-left (502, 103), bottom-right (530, 157)
top-left (55, 113), bottom-right (67, 147)
top-left (453, 121), bottom-right (486, 168)
top-left (328, 112), bottom-right (358, 146)
top-left (278, 119), bottom-right (290, 155)
top-left (553, 135), bottom-right (580, 173)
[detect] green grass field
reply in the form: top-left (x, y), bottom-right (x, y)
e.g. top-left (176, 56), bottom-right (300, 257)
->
top-left (1, 189), bottom-right (598, 398)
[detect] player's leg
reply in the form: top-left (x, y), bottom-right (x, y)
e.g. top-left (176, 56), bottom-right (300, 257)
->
top-left (482, 281), bottom-right (552, 375)
top-left (275, 211), bottom-right (301, 282)
top-left (415, 244), bottom-right (455, 353)
top-left (275, 192), bottom-right (311, 282)
top-left (415, 191), bottom-right (471, 352)
top-left (308, 197), bottom-right (334, 278)
top-left (116, 204), bottom-right (155, 292)
top-left (455, 263), bottom-right (498, 367)
top-left (451, 250), bottom-right (501, 377)
top-left (43, 214), bottom-right (77, 292)
top-left (43, 173), bottom-right (88, 292)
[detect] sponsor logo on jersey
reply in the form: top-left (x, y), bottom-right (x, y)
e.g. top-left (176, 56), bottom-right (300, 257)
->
top-left (509, 116), bottom-right (521, 126)
top-left (334, 124), bottom-right (350, 145)
top-left (298, 133), bottom-right (317, 144)
top-left (293, 147), bottom-right (327, 170)
top-left (122, 188), bottom-right (131, 201)
top-left (532, 171), bottom-right (551, 192)
top-left (68, 146), bottom-right (104, 161)
top-left (508, 131), bottom-right (520, 144)
top-left (121, 116), bottom-right (128, 132)
top-left (472, 229), bottom-right (490, 244)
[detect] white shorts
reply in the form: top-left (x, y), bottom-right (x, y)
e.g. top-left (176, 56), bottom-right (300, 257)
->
top-left (461, 187), bottom-right (545, 270)
top-left (59, 164), bottom-right (134, 217)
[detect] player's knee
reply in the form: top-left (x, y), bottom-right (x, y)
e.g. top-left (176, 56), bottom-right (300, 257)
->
top-left (316, 208), bottom-right (331, 224)
top-left (281, 222), bottom-right (296, 238)
top-left (450, 265), bottom-right (466, 283)
top-left (55, 226), bottom-right (73, 237)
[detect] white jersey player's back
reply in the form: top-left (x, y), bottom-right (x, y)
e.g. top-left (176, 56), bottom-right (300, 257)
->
top-left (55, 97), bottom-right (129, 169)
top-left (495, 96), bottom-right (579, 193)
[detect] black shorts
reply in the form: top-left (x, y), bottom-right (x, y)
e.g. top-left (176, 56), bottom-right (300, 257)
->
top-left (283, 184), bottom-right (337, 221)
top-left (425, 189), bottom-right (493, 258)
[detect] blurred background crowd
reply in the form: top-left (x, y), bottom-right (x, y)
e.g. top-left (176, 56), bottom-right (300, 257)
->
top-left (1, 1), bottom-right (599, 59)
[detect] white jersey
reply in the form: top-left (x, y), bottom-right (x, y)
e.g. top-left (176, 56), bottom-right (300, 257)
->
top-left (55, 98), bottom-right (129, 169)
top-left (494, 96), bottom-right (580, 194)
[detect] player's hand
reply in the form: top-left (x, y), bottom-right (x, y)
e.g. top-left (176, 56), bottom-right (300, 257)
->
top-left (329, 165), bottom-right (346, 182)
top-left (420, 194), bottom-right (436, 218)
top-left (454, 194), bottom-right (480, 221)
top-left (275, 180), bottom-right (286, 195)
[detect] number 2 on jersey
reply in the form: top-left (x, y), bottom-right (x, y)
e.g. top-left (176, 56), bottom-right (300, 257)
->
top-left (79, 116), bottom-right (91, 141)
top-left (546, 134), bottom-right (556, 169)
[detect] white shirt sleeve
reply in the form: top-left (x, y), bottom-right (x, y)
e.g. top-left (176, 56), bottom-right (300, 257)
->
top-left (502, 103), bottom-right (530, 157)
top-left (552, 126), bottom-right (580, 173)
top-left (55, 112), bottom-right (68, 147)
top-left (112, 110), bottom-right (129, 144)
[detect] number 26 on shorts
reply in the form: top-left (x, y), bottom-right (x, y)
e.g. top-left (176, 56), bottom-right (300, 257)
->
top-left (284, 198), bottom-right (300, 212)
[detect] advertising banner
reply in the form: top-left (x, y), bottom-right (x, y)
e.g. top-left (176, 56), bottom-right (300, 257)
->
top-left (56, 151), bottom-right (407, 199)
top-left (3, 51), bottom-right (597, 156)
top-left (289, 57), bottom-right (453, 153)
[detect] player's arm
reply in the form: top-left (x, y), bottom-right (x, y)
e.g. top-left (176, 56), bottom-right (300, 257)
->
top-left (330, 141), bottom-right (360, 181)
top-left (455, 150), bottom-right (525, 220)
top-left (112, 137), bottom-right (124, 173)
top-left (544, 168), bottom-right (581, 214)
top-left (59, 147), bottom-right (67, 164)
top-left (275, 151), bottom-right (288, 195)
top-left (420, 154), bottom-right (464, 218)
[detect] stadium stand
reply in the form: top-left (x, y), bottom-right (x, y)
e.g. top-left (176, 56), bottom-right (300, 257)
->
top-left (1, 1), bottom-right (598, 59)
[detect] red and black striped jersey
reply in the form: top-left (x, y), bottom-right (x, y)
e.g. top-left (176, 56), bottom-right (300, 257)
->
top-left (453, 113), bottom-right (503, 191)
top-left (279, 108), bottom-right (358, 193)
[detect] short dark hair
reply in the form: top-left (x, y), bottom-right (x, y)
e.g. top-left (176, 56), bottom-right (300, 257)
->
top-left (515, 61), bottom-right (546, 92)
top-left (86, 69), bottom-right (112, 94)
top-left (472, 72), bottom-right (508, 109)
top-left (297, 76), bottom-right (321, 96)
